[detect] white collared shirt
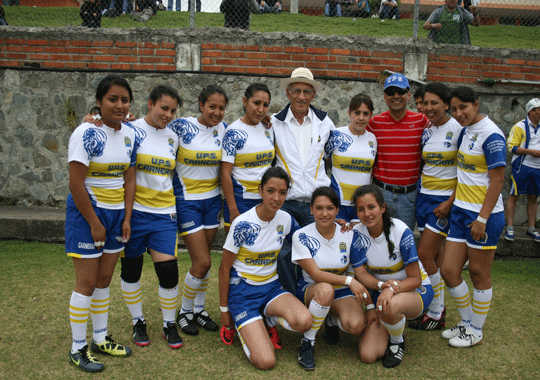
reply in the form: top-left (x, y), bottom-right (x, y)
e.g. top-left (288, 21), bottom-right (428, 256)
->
top-left (286, 107), bottom-right (313, 169)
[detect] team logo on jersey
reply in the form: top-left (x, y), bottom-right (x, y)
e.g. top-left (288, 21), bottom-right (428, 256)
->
top-left (276, 224), bottom-right (284, 245)
top-left (264, 130), bottom-right (273, 144)
top-left (124, 136), bottom-right (132, 148)
top-left (325, 131), bottom-right (353, 156)
top-left (341, 255), bottom-right (348, 264)
top-left (298, 233), bottom-right (320, 257)
top-left (369, 141), bottom-right (374, 149)
top-left (213, 129), bottom-right (221, 147)
top-left (168, 137), bottom-right (176, 156)
top-left (468, 133), bottom-right (479, 150)
top-left (444, 131), bottom-right (454, 148)
top-left (436, 217), bottom-right (448, 229)
top-left (339, 242), bottom-right (347, 253)
top-left (233, 221), bottom-right (261, 247)
top-left (223, 129), bottom-right (248, 156)
top-left (83, 127), bottom-right (107, 160)
top-left (421, 128), bottom-right (433, 147)
top-left (169, 118), bottom-right (199, 144)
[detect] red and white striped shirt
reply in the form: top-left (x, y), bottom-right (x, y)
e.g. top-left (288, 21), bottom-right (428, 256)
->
top-left (367, 110), bottom-right (429, 187)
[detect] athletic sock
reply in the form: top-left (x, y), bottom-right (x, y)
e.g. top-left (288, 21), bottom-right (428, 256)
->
top-left (159, 285), bottom-right (178, 327)
top-left (448, 280), bottom-right (472, 327)
top-left (528, 226), bottom-right (535, 233)
top-left (381, 316), bottom-right (406, 344)
top-left (426, 270), bottom-right (445, 319)
top-left (237, 329), bottom-right (251, 361)
top-left (193, 273), bottom-right (209, 314)
top-left (70, 291), bottom-right (91, 353)
top-left (121, 279), bottom-right (144, 324)
top-left (180, 271), bottom-right (202, 313)
top-left (507, 225), bottom-right (513, 231)
top-left (303, 300), bottom-right (330, 342)
top-left (266, 315), bottom-right (298, 332)
top-left (470, 287), bottom-right (492, 338)
top-left (91, 287), bottom-right (110, 344)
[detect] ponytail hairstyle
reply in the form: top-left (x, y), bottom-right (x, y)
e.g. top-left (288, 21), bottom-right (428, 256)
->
top-left (352, 184), bottom-right (395, 258)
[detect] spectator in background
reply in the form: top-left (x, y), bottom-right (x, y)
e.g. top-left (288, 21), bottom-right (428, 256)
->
top-left (355, 0), bottom-right (370, 18)
top-left (0, 5), bottom-right (8, 26)
top-left (379, 0), bottom-right (399, 20)
top-left (324, 0), bottom-right (341, 17)
top-left (259, 0), bottom-right (281, 14)
top-left (424, 0), bottom-right (480, 45)
top-left (2, 0), bottom-right (19, 6)
top-left (220, 0), bottom-right (259, 30)
top-left (81, 0), bottom-right (104, 28)
top-left (131, 0), bottom-right (157, 22)
top-left (168, 0), bottom-right (201, 12)
top-left (414, 87), bottom-right (426, 114)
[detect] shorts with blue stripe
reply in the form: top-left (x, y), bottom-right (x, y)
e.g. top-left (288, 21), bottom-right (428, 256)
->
top-left (510, 164), bottom-right (540, 196)
top-left (416, 192), bottom-right (451, 235)
top-left (447, 206), bottom-right (504, 250)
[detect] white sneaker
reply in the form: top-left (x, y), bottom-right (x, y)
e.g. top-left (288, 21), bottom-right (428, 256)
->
top-left (442, 321), bottom-right (466, 339)
top-left (448, 327), bottom-right (482, 348)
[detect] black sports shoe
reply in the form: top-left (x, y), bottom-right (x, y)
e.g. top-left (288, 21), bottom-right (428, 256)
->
top-left (408, 313), bottom-right (446, 331)
top-left (298, 339), bottom-right (315, 371)
top-left (133, 319), bottom-right (149, 346)
top-left (176, 312), bottom-right (199, 336)
top-left (163, 322), bottom-right (183, 349)
top-left (324, 316), bottom-right (339, 345)
top-left (91, 335), bottom-right (132, 357)
top-left (382, 339), bottom-right (405, 368)
top-left (194, 310), bottom-right (219, 332)
top-left (69, 345), bottom-right (104, 373)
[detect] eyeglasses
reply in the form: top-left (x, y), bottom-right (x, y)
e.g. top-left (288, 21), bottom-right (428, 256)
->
top-left (289, 88), bottom-right (314, 97)
top-left (384, 87), bottom-right (409, 96)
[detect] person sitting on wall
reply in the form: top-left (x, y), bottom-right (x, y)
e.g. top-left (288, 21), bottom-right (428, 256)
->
top-left (220, 0), bottom-right (259, 30)
top-left (379, 0), bottom-right (399, 20)
top-left (423, 0), bottom-right (480, 45)
top-left (325, 0), bottom-right (341, 17)
top-left (131, 0), bottom-right (158, 22)
top-left (259, 0), bottom-right (281, 14)
top-left (81, 0), bottom-right (104, 28)
top-left (355, 0), bottom-right (370, 18)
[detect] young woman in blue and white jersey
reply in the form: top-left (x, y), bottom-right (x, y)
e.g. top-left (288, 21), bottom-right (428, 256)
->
top-left (325, 93), bottom-right (377, 226)
top-left (440, 86), bottom-right (506, 348)
top-left (409, 82), bottom-right (463, 332)
top-left (218, 167), bottom-right (312, 370)
top-left (66, 75), bottom-right (136, 373)
top-left (351, 184), bottom-right (433, 369)
top-left (221, 83), bottom-right (275, 231)
top-left (291, 187), bottom-right (374, 371)
top-left (169, 85), bottom-right (229, 336)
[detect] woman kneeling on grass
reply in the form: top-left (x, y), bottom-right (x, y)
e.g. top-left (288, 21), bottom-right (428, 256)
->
top-left (291, 186), bottom-right (375, 371)
top-left (218, 167), bottom-right (312, 370)
top-left (352, 184), bottom-right (433, 368)
top-left (66, 75), bottom-right (136, 373)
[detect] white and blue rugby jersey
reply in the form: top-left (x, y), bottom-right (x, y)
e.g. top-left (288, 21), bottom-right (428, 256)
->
top-left (353, 218), bottom-right (431, 286)
top-left (221, 119), bottom-right (275, 200)
top-left (325, 126), bottom-right (377, 206)
top-left (169, 116), bottom-right (224, 201)
top-left (68, 122), bottom-right (137, 209)
top-left (291, 223), bottom-right (363, 290)
top-left (455, 116), bottom-right (506, 213)
top-left (420, 118), bottom-right (463, 196)
top-left (224, 207), bottom-right (299, 285)
top-left (130, 118), bottom-right (178, 214)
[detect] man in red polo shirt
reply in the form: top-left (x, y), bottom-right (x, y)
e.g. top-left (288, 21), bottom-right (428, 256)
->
top-left (367, 73), bottom-right (430, 231)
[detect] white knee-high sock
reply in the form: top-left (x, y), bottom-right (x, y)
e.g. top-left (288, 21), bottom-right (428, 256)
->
top-left (426, 270), bottom-right (445, 319)
top-left (159, 285), bottom-right (179, 327)
top-left (448, 280), bottom-right (472, 327)
top-left (194, 273), bottom-right (210, 314)
top-left (266, 315), bottom-right (298, 332)
top-left (91, 287), bottom-right (110, 344)
top-left (237, 329), bottom-right (252, 361)
top-left (121, 279), bottom-right (144, 324)
top-left (381, 316), bottom-right (406, 344)
top-left (470, 287), bottom-right (492, 338)
top-left (70, 291), bottom-right (91, 352)
top-left (303, 300), bottom-right (330, 342)
top-left (180, 271), bottom-right (202, 313)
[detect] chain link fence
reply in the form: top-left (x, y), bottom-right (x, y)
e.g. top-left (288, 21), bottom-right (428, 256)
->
top-left (0, 1), bottom-right (538, 43)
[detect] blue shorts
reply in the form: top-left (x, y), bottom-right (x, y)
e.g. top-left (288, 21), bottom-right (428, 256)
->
top-left (296, 278), bottom-right (354, 305)
top-left (337, 204), bottom-right (360, 223)
top-left (176, 195), bottom-right (221, 236)
top-left (228, 274), bottom-right (289, 330)
top-left (370, 284), bottom-right (434, 317)
top-left (223, 196), bottom-right (260, 227)
top-left (447, 206), bottom-right (504, 250)
top-left (65, 194), bottom-right (125, 258)
top-left (416, 192), bottom-right (451, 236)
top-left (510, 165), bottom-right (540, 196)
top-left (122, 209), bottom-right (178, 259)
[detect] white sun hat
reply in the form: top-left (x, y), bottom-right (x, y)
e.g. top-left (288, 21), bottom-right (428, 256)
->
top-left (280, 67), bottom-right (324, 93)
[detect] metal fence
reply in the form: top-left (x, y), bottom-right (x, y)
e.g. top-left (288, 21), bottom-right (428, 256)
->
top-left (0, 1), bottom-right (539, 44)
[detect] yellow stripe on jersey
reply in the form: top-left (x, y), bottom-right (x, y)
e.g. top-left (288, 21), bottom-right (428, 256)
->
top-left (134, 185), bottom-right (175, 208)
top-left (332, 155), bottom-right (374, 173)
top-left (235, 151), bottom-right (274, 169)
top-left (421, 175), bottom-right (457, 191)
top-left (87, 161), bottom-right (128, 178)
top-left (457, 151), bottom-right (488, 173)
top-left (275, 145), bottom-right (293, 183)
top-left (239, 270), bottom-right (278, 282)
top-left (456, 183), bottom-right (487, 206)
top-left (90, 186), bottom-right (125, 204)
top-left (238, 179), bottom-right (262, 193)
top-left (237, 247), bottom-right (278, 266)
top-left (339, 182), bottom-right (360, 204)
top-left (422, 150), bottom-right (458, 167)
top-left (135, 153), bottom-right (175, 177)
top-left (368, 260), bottom-right (404, 275)
top-left (178, 148), bottom-right (221, 167)
top-left (182, 176), bottom-right (219, 194)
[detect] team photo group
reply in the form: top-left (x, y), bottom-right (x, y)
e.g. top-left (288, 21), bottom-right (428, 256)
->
top-left (64, 66), bottom-right (540, 373)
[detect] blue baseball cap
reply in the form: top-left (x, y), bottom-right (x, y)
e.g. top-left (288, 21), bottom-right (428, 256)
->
top-left (383, 73), bottom-right (410, 90)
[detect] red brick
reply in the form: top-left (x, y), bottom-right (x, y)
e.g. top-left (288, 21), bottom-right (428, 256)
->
top-left (44, 47), bottom-right (67, 54)
top-left (439, 55), bottom-right (461, 62)
top-left (506, 73), bottom-right (525, 80)
top-left (237, 59), bottom-right (259, 66)
top-left (161, 42), bottom-right (175, 49)
top-left (268, 68), bottom-right (290, 75)
top-left (352, 50), bottom-right (370, 57)
top-left (439, 68), bottom-right (461, 75)
top-left (262, 59), bottom-right (282, 67)
top-left (373, 65), bottom-right (398, 72)
top-left (107, 48), bottom-right (130, 55)
top-left (359, 58), bottom-right (381, 65)
top-left (463, 56), bottom-right (482, 63)
top-left (87, 48), bottom-right (109, 54)
top-left (282, 61), bottom-right (303, 68)
top-left (262, 46), bottom-right (282, 52)
top-left (336, 71), bottom-right (358, 78)
top-left (224, 66), bottom-right (246, 73)
top-left (239, 45), bottom-right (260, 51)
top-left (116, 41), bottom-right (138, 48)
top-left (526, 60), bottom-right (540, 67)
top-left (447, 62), bottom-right (468, 69)
top-left (156, 49), bottom-right (176, 57)
top-left (71, 40), bottom-right (92, 47)
top-left (216, 58), bottom-right (236, 65)
top-left (384, 59), bottom-right (403, 66)
top-left (284, 46), bottom-right (305, 53)
top-left (461, 70), bottom-right (482, 77)
top-left (201, 58), bottom-right (214, 65)
top-left (0, 60), bottom-right (20, 67)
top-left (469, 64), bottom-right (490, 70)
top-left (202, 51), bottom-right (223, 58)
top-left (27, 39), bottom-right (47, 46)
top-left (246, 67), bottom-right (269, 74)
top-left (373, 51), bottom-right (396, 58)
top-left (92, 41), bottom-right (114, 47)
top-left (429, 61), bottom-right (447, 68)
top-left (428, 54), bottom-right (439, 60)
top-left (28, 54), bottom-right (50, 60)
top-left (481, 71), bottom-right (504, 78)
top-left (483, 57), bottom-right (502, 64)
top-left (291, 54), bottom-right (313, 61)
top-left (361, 72), bottom-right (379, 79)
top-left (6, 53), bottom-right (27, 59)
top-left (446, 76), bottom-right (468, 83)
top-left (132, 64), bottom-right (155, 70)
top-left (306, 62), bottom-right (327, 69)
top-left (92, 55), bottom-right (115, 62)
top-left (202, 66), bottom-right (223, 72)
top-left (162, 57), bottom-right (174, 64)
top-left (426, 75), bottom-right (446, 82)
top-left (140, 57), bottom-right (162, 63)
top-left (350, 64), bottom-right (375, 72)
top-left (328, 63), bottom-right (350, 70)
top-left (156, 65), bottom-right (176, 71)
top-left (315, 55), bottom-right (331, 62)
top-left (506, 59), bottom-right (525, 65)
top-left (139, 42), bottom-right (159, 48)
top-left (6, 46), bottom-right (23, 52)
top-left (311, 70), bottom-right (336, 77)
top-left (66, 47), bottom-right (88, 54)
top-left (65, 62), bottom-right (88, 69)
top-left (72, 55), bottom-right (93, 61)
top-left (42, 61), bottom-right (65, 68)
top-left (201, 43), bottom-right (215, 49)
top-left (50, 54), bottom-right (71, 61)
top-left (426, 67), bottom-right (438, 75)
top-left (512, 66), bottom-right (533, 73)
top-left (306, 47), bottom-right (328, 54)
top-left (269, 53), bottom-right (291, 60)
top-left (6, 39), bottom-right (26, 45)
top-left (491, 65), bottom-right (511, 72)
top-left (138, 49), bottom-right (155, 56)
top-left (215, 44), bottom-right (237, 50)
top-left (330, 48), bottom-right (351, 55)
top-left (224, 51), bottom-right (245, 58)
top-left (246, 52), bottom-right (268, 59)
top-left (525, 74), bottom-right (540, 81)
top-left (118, 56), bottom-right (138, 63)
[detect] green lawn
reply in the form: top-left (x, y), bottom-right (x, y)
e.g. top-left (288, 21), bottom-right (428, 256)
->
top-left (2, 6), bottom-right (539, 50)
top-left (1, 240), bottom-right (539, 379)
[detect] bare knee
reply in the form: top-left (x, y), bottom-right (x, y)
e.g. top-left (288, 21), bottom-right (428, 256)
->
top-left (359, 349), bottom-right (379, 364)
top-left (312, 283), bottom-right (335, 305)
top-left (191, 259), bottom-right (211, 278)
top-left (251, 354), bottom-right (276, 370)
top-left (341, 315), bottom-right (365, 335)
top-left (290, 313), bottom-right (313, 332)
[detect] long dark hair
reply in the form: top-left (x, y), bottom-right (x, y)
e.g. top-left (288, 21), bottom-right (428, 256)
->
top-left (260, 167), bottom-right (291, 190)
top-left (352, 184), bottom-right (394, 257)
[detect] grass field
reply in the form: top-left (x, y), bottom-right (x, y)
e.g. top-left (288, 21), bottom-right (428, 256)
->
top-left (2, 7), bottom-right (540, 50)
top-left (1, 240), bottom-right (540, 379)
